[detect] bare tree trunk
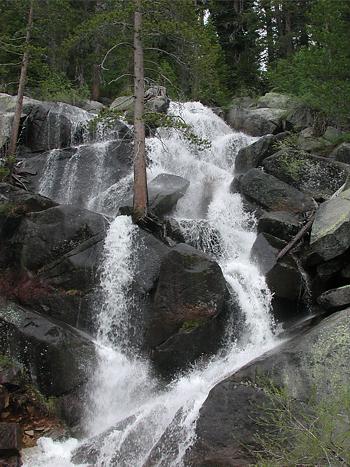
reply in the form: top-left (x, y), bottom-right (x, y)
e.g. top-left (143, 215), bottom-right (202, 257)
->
top-left (7, 0), bottom-right (34, 167)
top-left (91, 63), bottom-right (101, 100)
top-left (132, 0), bottom-right (148, 221)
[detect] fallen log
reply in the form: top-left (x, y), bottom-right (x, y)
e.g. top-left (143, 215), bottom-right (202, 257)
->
top-left (277, 211), bottom-right (315, 261)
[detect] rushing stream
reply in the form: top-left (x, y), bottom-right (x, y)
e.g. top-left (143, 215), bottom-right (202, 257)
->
top-left (23, 102), bottom-right (278, 466)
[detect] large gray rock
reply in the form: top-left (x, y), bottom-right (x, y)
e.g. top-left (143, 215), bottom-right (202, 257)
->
top-left (310, 188), bottom-right (350, 262)
top-left (147, 243), bottom-right (232, 375)
top-left (331, 142), bottom-right (350, 164)
top-left (0, 113), bottom-right (13, 149)
top-left (148, 173), bottom-right (189, 216)
top-left (120, 173), bottom-right (190, 217)
top-left (257, 211), bottom-right (300, 242)
top-left (285, 104), bottom-right (314, 132)
top-left (110, 95), bottom-right (134, 112)
top-left (317, 285), bottom-right (350, 311)
top-left (79, 99), bottom-right (105, 113)
top-left (0, 302), bottom-right (95, 396)
top-left (251, 232), bottom-right (303, 302)
top-left (12, 204), bottom-right (107, 271)
top-left (296, 127), bottom-right (331, 153)
top-left (263, 150), bottom-right (350, 201)
top-left (0, 183), bottom-right (58, 267)
top-left (188, 309), bottom-right (350, 465)
top-left (110, 94), bottom-right (170, 121)
top-left (29, 233), bottom-right (105, 333)
top-left (257, 92), bottom-right (295, 109)
top-left (0, 183), bottom-right (56, 214)
top-left (0, 93), bottom-right (42, 151)
top-left (22, 101), bottom-right (92, 152)
top-left (226, 106), bottom-right (286, 137)
top-left (240, 168), bottom-right (315, 214)
top-left (0, 422), bottom-right (21, 465)
top-left (234, 132), bottom-right (290, 175)
top-left (145, 96), bottom-right (170, 114)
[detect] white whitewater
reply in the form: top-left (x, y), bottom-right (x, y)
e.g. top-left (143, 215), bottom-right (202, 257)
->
top-left (23, 102), bottom-right (277, 467)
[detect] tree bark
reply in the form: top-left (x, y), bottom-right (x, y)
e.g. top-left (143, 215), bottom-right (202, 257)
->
top-left (91, 63), bottom-right (101, 100)
top-left (7, 0), bottom-right (34, 166)
top-left (132, 0), bottom-right (148, 221)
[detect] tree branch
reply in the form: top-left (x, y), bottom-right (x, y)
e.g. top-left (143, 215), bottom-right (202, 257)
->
top-left (100, 42), bottom-right (134, 70)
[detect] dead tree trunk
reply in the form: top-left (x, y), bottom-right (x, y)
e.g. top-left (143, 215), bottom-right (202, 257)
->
top-left (132, 0), bottom-right (148, 221)
top-left (7, 0), bottom-right (34, 167)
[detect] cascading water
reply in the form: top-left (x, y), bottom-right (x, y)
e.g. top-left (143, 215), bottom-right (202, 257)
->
top-left (23, 102), bottom-right (278, 467)
top-left (37, 107), bottom-right (131, 212)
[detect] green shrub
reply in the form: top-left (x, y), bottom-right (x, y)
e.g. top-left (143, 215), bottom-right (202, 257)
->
top-left (38, 70), bottom-right (89, 105)
top-left (253, 381), bottom-right (350, 466)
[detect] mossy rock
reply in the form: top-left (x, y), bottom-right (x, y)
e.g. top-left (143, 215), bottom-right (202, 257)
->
top-left (263, 149), bottom-right (350, 201)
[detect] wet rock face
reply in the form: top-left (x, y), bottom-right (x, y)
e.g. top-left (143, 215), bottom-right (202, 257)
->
top-left (240, 168), bottom-right (315, 214)
top-left (0, 302), bottom-right (95, 397)
top-left (263, 150), bottom-right (350, 201)
top-left (21, 101), bottom-right (92, 152)
top-left (21, 139), bottom-right (133, 212)
top-left (189, 308), bottom-right (350, 466)
top-left (12, 204), bottom-right (107, 272)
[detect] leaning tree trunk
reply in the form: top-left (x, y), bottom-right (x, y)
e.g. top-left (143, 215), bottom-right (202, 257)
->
top-left (7, 0), bottom-right (34, 168)
top-left (132, 0), bottom-right (148, 221)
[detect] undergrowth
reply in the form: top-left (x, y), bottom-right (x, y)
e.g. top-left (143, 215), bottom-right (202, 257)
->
top-left (253, 381), bottom-right (350, 466)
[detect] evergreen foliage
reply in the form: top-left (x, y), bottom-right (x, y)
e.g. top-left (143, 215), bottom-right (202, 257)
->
top-left (267, 0), bottom-right (350, 120)
top-left (0, 0), bottom-right (349, 118)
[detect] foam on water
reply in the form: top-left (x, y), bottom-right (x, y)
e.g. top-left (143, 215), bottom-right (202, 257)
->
top-left (24, 101), bottom-right (278, 467)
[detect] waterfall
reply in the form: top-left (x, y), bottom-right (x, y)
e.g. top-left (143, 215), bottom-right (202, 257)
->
top-left (36, 105), bottom-right (131, 212)
top-left (23, 102), bottom-right (278, 467)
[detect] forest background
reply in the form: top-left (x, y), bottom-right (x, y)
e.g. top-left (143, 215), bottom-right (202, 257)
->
top-left (0, 0), bottom-right (349, 121)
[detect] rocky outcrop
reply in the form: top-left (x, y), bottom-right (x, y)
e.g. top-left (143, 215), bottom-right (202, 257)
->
top-left (240, 168), bottom-right (315, 214)
top-left (22, 101), bottom-right (92, 152)
top-left (234, 132), bottom-right (290, 175)
top-left (251, 232), bottom-right (304, 306)
top-left (21, 139), bottom-right (133, 210)
top-left (331, 142), bottom-right (350, 163)
top-left (148, 174), bottom-right (190, 216)
top-left (0, 422), bottom-right (21, 467)
top-left (188, 308), bottom-right (350, 465)
top-left (0, 183), bottom-right (58, 267)
top-left (147, 243), bottom-right (232, 374)
top-left (120, 173), bottom-right (190, 217)
top-left (309, 188), bottom-right (350, 263)
top-left (0, 302), bottom-right (95, 396)
top-left (12, 204), bottom-right (107, 272)
top-left (263, 149), bottom-right (350, 201)
top-left (296, 127), bottom-right (332, 154)
top-left (0, 194), bottom-right (108, 334)
top-left (257, 211), bottom-right (300, 241)
top-left (227, 105), bottom-right (286, 137)
top-left (317, 285), bottom-right (350, 311)
top-left (110, 93), bottom-right (170, 123)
